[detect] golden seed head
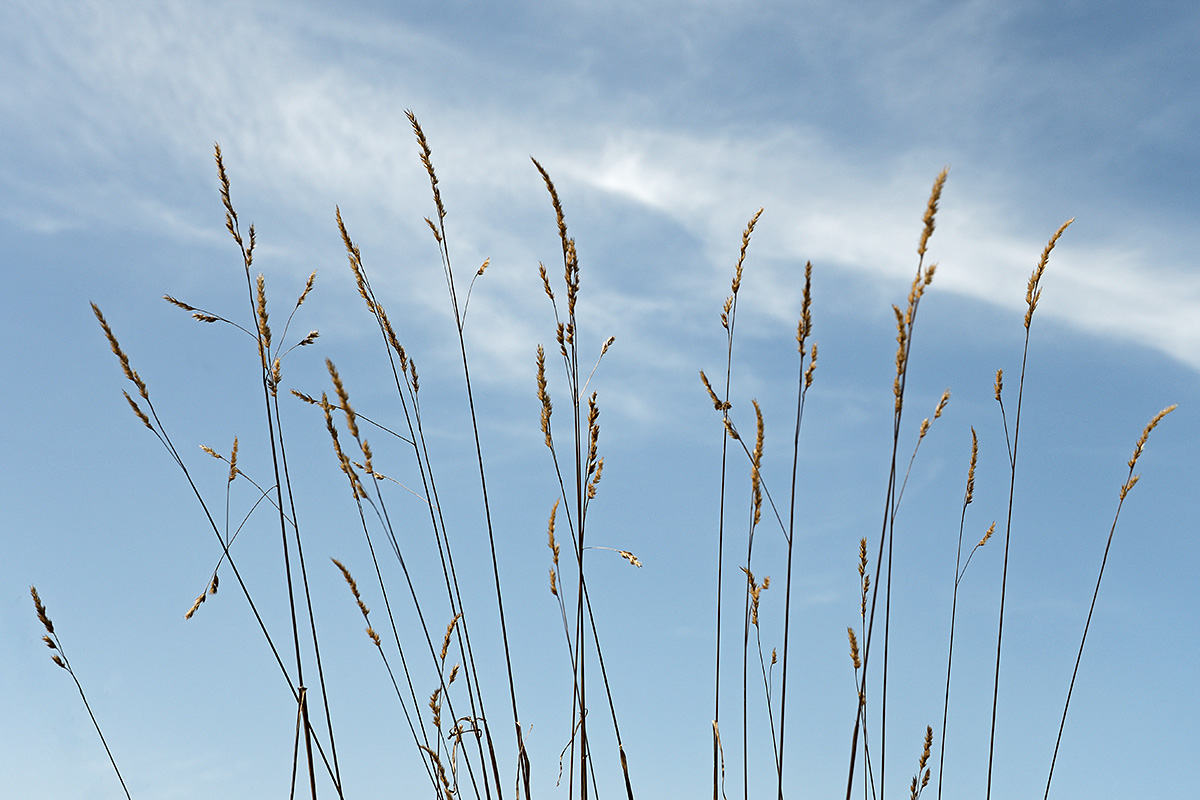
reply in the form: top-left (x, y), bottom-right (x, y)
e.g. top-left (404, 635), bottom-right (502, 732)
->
top-left (917, 168), bottom-right (949, 259)
top-left (30, 586), bottom-right (54, 635)
top-left (934, 389), bottom-right (950, 419)
top-left (296, 269), bottom-right (317, 309)
top-left (751, 400), bottom-right (765, 526)
top-left (122, 391), bottom-right (153, 431)
top-left (796, 260), bottom-right (814, 351)
top-left (439, 613), bottom-right (462, 662)
top-left (618, 550), bottom-right (642, 568)
top-left (92, 303), bottom-right (149, 400)
top-left (978, 521), bottom-right (996, 548)
top-left (1128, 404), bottom-right (1177, 469)
top-left (185, 593), bottom-right (205, 620)
top-left (326, 359), bottom-right (359, 440)
top-left (1025, 218), bottom-right (1074, 329)
top-left (966, 427), bottom-right (978, 505)
top-left (847, 627), bottom-right (861, 670)
top-left (406, 110), bottom-right (446, 224)
top-left (731, 208), bottom-right (763, 296)
top-left (255, 273), bottom-right (271, 357)
top-left (228, 437), bottom-right (239, 483)
top-left (546, 499), bottom-right (560, 566)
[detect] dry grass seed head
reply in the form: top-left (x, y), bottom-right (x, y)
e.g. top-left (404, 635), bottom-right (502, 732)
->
top-left (122, 391), bottom-right (153, 430)
top-left (547, 500), bottom-right (561, 565)
top-left (731, 208), bottom-right (764, 296)
top-left (185, 593), bottom-right (206, 620)
top-left (699, 370), bottom-right (730, 412)
top-left (966, 427), bottom-right (978, 505)
top-left (796, 260), bottom-right (813, 351)
top-left (228, 437), bottom-right (239, 483)
top-left (1122, 404), bottom-right (1176, 496)
top-left (538, 263), bottom-right (556, 302)
top-left (908, 726), bottom-right (934, 799)
top-left (536, 345), bottom-right (554, 449)
top-left (321, 392), bottom-right (366, 498)
top-left (406, 110), bottom-right (446, 224)
top-left (335, 206), bottom-right (375, 314)
top-left (440, 613), bottom-right (463, 662)
top-left (847, 627), bottom-right (861, 669)
top-left (326, 359), bottom-right (359, 440)
top-left (531, 157), bottom-right (568, 253)
top-left (934, 389), bottom-right (950, 419)
top-left (978, 521), bottom-right (996, 548)
top-left (213, 143), bottom-right (242, 248)
top-left (917, 168), bottom-right (949, 259)
top-left (741, 567), bottom-right (769, 626)
top-left (92, 303), bottom-right (149, 400)
top-left (1129, 404), bottom-right (1177, 469)
top-left (30, 586), bottom-right (54, 635)
top-left (1025, 218), bottom-right (1075, 329)
top-left (587, 457), bottom-right (604, 499)
top-left (751, 399), bottom-right (765, 526)
top-left (295, 269), bottom-right (316, 309)
top-left (255, 273), bottom-right (271, 358)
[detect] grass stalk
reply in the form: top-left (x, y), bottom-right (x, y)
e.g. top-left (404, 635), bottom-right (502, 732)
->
top-left (31, 586), bottom-right (133, 800)
top-left (1042, 404), bottom-right (1175, 798)
top-left (985, 219), bottom-right (1074, 799)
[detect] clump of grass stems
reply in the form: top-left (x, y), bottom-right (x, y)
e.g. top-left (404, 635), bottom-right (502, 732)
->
top-left (41, 124), bottom-right (1175, 800)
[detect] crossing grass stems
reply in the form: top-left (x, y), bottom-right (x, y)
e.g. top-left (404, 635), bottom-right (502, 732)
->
top-left (33, 120), bottom-right (1174, 799)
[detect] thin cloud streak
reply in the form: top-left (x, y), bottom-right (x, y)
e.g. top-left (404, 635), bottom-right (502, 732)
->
top-left (4, 0), bottom-right (1196, 376)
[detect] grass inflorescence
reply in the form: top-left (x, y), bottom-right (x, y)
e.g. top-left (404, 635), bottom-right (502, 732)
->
top-left (31, 122), bottom-right (1177, 800)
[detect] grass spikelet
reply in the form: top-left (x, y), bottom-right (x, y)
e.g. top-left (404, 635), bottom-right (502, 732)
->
top-left (732, 208), bottom-right (764, 296)
top-left (92, 303), bottom-right (148, 400)
top-left (965, 428), bottom-right (978, 506)
top-left (255, 272), bottom-right (271, 360)
top-left (440, 613), bottom-right (464, 662)
top-left (536, 345), bottom-right (554, 449)
top-left (531, 158), bottom-right (567, 252)
top-left (918, 168), bottom-right (949, 259)
top-left (848, 627), bottom-right (862, 670)
top-left (31, 587), bottom-right (131, 799)
top-left (910, 725), bottom-right (933, 800)
top-left (750, 400), bottom-right (764, 526)
top-left (406, 110), bottom-right (445, 224)
top-left (796, 260), bottom-right (814, 351)
top-left (700, 370), bottom-right (730, 411)
top-left (978, 521), bottom-right (996, 548)
top-left (326, 359), bottom-right (360, 440)
top-left (1024, 219), bottom-right (1074, 329)
top-left (122, 390), bottom-right (153, 430)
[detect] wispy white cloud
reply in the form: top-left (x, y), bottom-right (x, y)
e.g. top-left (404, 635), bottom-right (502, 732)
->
top-left (4, 0), bottom-right (1197, 379)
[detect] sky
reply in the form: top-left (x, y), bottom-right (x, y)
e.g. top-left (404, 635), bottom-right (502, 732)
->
top-left (2, 0), bottom-right (1198, 797)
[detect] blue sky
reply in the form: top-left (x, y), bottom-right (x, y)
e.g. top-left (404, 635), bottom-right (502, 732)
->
top-left (2, 0), bottom-right (1197, 797)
